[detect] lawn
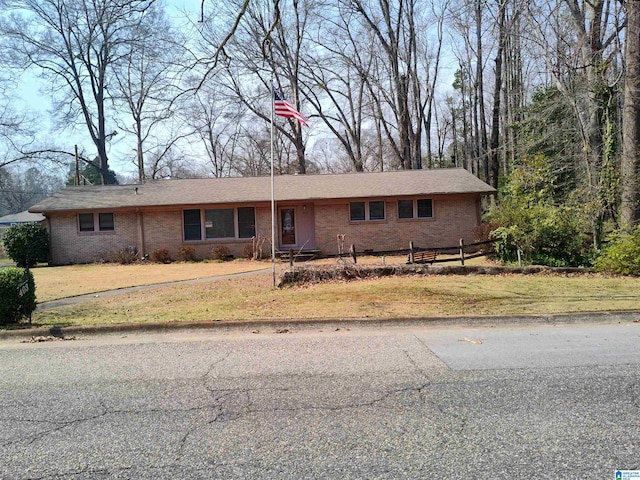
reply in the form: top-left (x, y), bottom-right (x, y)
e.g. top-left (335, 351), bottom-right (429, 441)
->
top-left (21, 257), bottom-right (640, 328)
top-left (30, 260), bottom-right (269, 302)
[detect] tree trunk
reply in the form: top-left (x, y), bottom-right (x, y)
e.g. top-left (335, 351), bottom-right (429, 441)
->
top-left (488, 0), bottom-right (508, 191)
top-left (621, 0), bottom-right (640, 230)
top-left (476, 0), bottom-right (489, 182)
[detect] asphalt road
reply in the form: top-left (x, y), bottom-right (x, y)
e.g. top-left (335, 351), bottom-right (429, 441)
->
top-left (0, 320), bottom-right (639, 479)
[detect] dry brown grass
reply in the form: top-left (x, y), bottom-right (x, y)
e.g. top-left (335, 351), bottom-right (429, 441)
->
top-left (31, 260), bottom-right (269, 302)
top-left (30, 266), bottom-right (640, 327)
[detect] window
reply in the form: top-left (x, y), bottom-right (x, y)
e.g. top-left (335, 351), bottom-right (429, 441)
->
top-left (350, 201), bottom-right (386, 222)
top-left (79, 213), bottom-right (94, 232)
top-left (349, 202), bottom-right (365, 221)
top-left (183, 209), bottom-right (202, 241)
top-left (397, 199), bottom-right (433, 219)
top-left (417, 199), bottom-right (433, 218)
top-left (98, 213), bottom-right (114, 231)
top-left (369, 201), bottom-right (385, 220)
top-left (183, 207), bottom-right (256, 241)
top-left (397, 200), bottom-right (414, 219)
top-left (205, 209), bottom-right (234, 238)
top-left (237, 207), bottom-right (256, 238)
top-left (78, 212), bottom-right (115, 232)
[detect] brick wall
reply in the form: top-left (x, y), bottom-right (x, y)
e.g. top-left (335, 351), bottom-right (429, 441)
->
top-left (142, 207), bottom-right (272, 261)
top-left (48, 197), bottom-right (482, 264)
top-left (314, 195), bottom-right (481, 255)
top-left (48, 212), bottom-right (138, 265)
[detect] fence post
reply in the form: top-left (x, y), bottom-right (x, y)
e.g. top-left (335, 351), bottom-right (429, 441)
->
top-left (289, 249), bottom-right (294, 267)
top-left (459, 238), bottom-right (465, 266)
top-left (409, 241), bottom-right (414, 264)
top-left (350, 244), bottom-right (357, 264)
top-left (517, 248), bottom-right (522, 267)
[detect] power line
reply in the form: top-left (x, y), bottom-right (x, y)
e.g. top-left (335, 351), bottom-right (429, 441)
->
top-left (0, 190), bottom-right (56, 195)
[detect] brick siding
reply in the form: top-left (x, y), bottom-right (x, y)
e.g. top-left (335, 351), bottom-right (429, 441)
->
top-left (47, 196), bottom-right (482, 264)
top-left (48, 212), bottom-right (138, 265)
top-left (314, 195), bottom-right (481, 255)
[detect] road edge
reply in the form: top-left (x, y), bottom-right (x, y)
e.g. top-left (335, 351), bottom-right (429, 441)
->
top-left (2, 310), bottom-right (639, 340)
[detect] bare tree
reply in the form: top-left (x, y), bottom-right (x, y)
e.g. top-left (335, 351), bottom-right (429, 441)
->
top-left (183, 86), bottom-right (246, 177)
top-left (298, 7), bottom-right (373, 172)
top-left (347, 0), bottom-right (426, 170)
top-left (525, 0), bottom-right (624, 244)
top-left (3, 0), bottom-right (158, 184)
top-left (0, 165), bottom-right (64, 215)
top-left (201, 0), bottom-right (313, 174)
top-left (487, 0), bottom-right (509, 190)
top-left (112, 4), bottom-right (186, 183)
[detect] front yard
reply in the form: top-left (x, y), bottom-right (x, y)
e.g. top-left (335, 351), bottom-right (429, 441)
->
top-left (12, 257), bottom-right (640, 328)
top-left (30, 260), bottom-right (269, 302)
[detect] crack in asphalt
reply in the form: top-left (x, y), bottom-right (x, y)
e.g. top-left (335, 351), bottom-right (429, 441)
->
top-left (0, 401), bottom-right (220, 448)
top-left (404, 335), bottom-right (467, 449)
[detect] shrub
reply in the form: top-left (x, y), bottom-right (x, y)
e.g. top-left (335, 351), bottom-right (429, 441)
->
top-left (211, 245), bottom-right (232, 261)
top-left (3, 223), bottom-right (49, 267)
top-left (243, 244), bottom-right (254, 259)
top-left (488, 203), bottom-right (591, 266)
top-left (178, 246), bottom-right (197, 262)
top-left (594, 227), bottom-right (640, 275)
top-left (150, 248), bottom-right (172, 264)
top-left (0, 267), bottom-right (36, 325)
top-left (473, 222), bottom-right (499, 243)
top-left (101, 246), bottom-right (139, 264)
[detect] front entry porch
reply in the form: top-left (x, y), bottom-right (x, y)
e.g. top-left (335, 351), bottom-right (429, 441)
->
top-left (277, 204), bottom-right (316, 252)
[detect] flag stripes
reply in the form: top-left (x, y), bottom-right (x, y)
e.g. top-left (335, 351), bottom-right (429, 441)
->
top-left (274, 88), bottom-right (308, 127)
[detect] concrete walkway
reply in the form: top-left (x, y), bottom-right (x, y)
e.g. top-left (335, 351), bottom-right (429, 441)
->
top-left (36, 267), bottom-right (272, 311)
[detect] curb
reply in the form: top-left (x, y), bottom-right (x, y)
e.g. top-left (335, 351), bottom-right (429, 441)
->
top-left (2, 310), bottom-right (639, 341)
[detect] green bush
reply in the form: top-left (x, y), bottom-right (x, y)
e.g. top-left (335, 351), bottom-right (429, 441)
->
top-left (594, 227), bottom-right (640, 275)
top-left (2, 223), bottom-right (49, 268)
top-left (486, 155), bottom-right (594, 267)
top-left (0, 267), bottom-right (36, 325)
top-left (488, 203), bottom-right (591, 266)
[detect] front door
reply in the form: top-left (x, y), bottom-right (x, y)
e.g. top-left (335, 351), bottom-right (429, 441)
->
top-left (280, 208), bottom-right (296, 246)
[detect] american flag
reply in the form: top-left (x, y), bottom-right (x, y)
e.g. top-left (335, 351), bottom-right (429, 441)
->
top-left (274, 88), bottom-right (308, 127)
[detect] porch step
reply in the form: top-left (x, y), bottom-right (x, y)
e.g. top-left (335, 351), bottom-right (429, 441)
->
top-left (276, 249), bottom-right (321, 262)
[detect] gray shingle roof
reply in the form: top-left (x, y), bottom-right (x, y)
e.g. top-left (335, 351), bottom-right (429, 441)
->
top-left (0, 211), bottom-right (45, 223)
top-left (29, 168), bottom-right (495, 213)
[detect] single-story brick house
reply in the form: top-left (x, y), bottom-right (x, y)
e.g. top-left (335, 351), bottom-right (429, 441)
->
top-left (29, 168), bottom-right (495, 265)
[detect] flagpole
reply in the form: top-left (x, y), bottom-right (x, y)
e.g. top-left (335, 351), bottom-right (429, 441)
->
top-left (270, 79), bottom-right (276, 288)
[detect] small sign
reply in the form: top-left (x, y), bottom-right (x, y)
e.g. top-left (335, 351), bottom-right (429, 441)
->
top-left (616, 471), bottom-right (640, 480)
top-left (17, 278), bottom-right (29, 297)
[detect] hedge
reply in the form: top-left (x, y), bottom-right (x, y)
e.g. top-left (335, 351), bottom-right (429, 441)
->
top-left (2, 223), bottom-right (49, 268)
top-left (0, 268), bottom-right (36, 325)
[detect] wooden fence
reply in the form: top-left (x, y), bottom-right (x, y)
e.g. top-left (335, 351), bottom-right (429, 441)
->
top-left (408, 239), bottom-right (494, 265)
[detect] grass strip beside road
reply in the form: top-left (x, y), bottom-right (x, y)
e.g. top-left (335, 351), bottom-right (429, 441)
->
top-left (31, 270), bottom-right (640, 327)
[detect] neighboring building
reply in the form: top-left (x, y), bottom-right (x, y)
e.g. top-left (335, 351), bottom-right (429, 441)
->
top-left (0, 211), bottom-right (46, 241)
top-left (29, 169), bottom-right (495, 265)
